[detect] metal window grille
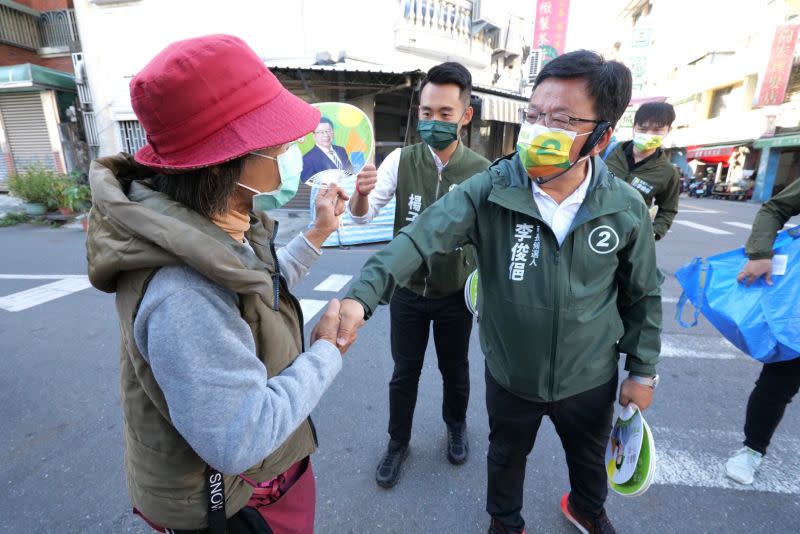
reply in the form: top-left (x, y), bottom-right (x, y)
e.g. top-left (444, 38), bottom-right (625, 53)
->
top-left (38, 9), bottom-right (81, 51)
top-left (0, 6), bottom-right (81, 52)
top-left (82, 112), bottom-right (100, 148)
top-left (118, 121), bottom-right (147, 154)
top-left (71, 53), bottom-right (99, 147)
top-left (0, 4), bottom-right (40, 50)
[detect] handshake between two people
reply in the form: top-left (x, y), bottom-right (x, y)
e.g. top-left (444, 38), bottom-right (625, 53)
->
top-left (310, 298), bottom-right (366, 355)
top-left (308, 166), bottom-right (379, 354)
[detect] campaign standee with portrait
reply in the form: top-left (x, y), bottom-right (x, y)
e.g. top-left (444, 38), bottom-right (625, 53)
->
top-left (303, 103), bottom-right (395, 246)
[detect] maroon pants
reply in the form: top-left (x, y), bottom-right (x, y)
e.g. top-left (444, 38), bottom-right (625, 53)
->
top-left (137, 457), bottom-right (316, 534)
top-left (238, 457), bottom-right (316, 534)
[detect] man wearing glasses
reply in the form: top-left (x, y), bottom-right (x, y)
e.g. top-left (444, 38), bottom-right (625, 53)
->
top-left (301, 116), bottom-right (353, 182)
top-left (604, 102), bottom-right (680, 241)
top-left (336, 50), bottom-right (662, 534)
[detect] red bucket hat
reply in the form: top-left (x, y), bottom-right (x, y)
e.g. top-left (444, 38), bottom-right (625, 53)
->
top-left (130, 34), bottom-right (320, 171)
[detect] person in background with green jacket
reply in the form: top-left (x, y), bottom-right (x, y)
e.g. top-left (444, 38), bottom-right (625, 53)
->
top-left (725, 178), bottom-right (800, 485)
top-left (348, 62), bottom-right (490, 488)
top-left (336, 50), bottom-right (662, 534)
top-left (604, 102), bottom-right (680, 240)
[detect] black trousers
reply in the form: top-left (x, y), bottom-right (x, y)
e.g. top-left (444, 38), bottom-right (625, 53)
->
top-left (485, 367), bottom-right (617, 531)
top-left (744, 358), bottom-right (800, 455)
top-left (388, 287), bottom-right (473, 444)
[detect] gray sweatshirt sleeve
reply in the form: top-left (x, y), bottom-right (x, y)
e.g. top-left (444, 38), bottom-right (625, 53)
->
top-left (276, 233), bottom-right (322, 289)
top-left (133, 266), bottom-right (342, 474)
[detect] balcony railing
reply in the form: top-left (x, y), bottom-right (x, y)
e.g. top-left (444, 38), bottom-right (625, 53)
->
top-left (395, 0), bottom-right (493, 67)
top-left (401, 0), bottom-right (473, 42)
top-left (0, 5), bottom-right (80, 53)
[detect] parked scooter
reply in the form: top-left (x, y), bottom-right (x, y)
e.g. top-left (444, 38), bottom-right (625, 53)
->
top-left (687, 178), bottom-right (698, 197)
top-left (695, 180), bottom-right (707, 198)
top-left (688, 178), bottom-right (708, 198)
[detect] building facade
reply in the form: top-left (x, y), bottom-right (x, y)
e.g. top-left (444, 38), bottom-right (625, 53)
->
top-left (603, 0), bottom-right (800, 201)
top-left (0, 0), bottom-right (87, 179)
top-left (73, 0), bottom-right (533, 167)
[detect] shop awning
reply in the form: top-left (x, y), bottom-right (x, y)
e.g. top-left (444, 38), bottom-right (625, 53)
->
top-left (753, 133), bottom-right (800, 149)
top-left (686, 144), bottom-right (738, 163)
top-left (267, 60), bottom-right (424, 103)
top-left (0, 63), bottom-right (75, 93)
top-left (473, 90), bottom-right (528, 124)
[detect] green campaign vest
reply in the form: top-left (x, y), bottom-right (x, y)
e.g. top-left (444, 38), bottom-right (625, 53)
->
top-left (393, 142), bottom-right (489, 297)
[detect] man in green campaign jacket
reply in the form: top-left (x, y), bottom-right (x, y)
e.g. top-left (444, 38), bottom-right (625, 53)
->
top-left (724, 178), bottom-right (800, 486)
top-left (604, 102), bottom-right (680, 240)
top-left (348, 62), bottom-right (490, 488)
top-left (337, 51), bottom-right (662, 534)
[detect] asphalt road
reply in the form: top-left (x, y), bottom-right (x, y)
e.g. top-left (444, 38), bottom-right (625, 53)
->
top-left (1, 197), bottom-right (799, 533)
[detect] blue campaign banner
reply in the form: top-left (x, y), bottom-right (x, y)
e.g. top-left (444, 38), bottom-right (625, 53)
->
top-left (675, 226), bottom-right (800, 363)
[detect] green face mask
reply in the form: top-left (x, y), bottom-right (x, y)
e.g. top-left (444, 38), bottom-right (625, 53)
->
top-left (417, 119), bottom-right (459, 150)
top-left (237, 144), bottom-right (303, 212)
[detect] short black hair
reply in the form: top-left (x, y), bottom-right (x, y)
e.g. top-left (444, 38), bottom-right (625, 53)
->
top-left (534, 50), bottom-right (632, 128)
top-left (151, 156), bottom-right (245, 218)
top-left (318, 117), bottom-right (334, 129)
top-left (634, 102), bottom-right (676, 128)
top-left (420, 61), bottom-right (472, 107)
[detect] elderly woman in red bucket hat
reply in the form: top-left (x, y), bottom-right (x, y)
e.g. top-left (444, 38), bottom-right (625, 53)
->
top-left (86, 34), bottom-right (352, 534)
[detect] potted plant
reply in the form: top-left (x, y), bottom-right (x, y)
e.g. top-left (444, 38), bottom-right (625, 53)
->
top-left (55, 177), bottom-right (91, 216)
top-left (6, 165), bottom-right (60, 216)
top-left (52, 177), bottom-right (71, 215)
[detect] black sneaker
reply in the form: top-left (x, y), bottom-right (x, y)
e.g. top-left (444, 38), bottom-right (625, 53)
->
top-left (375, 440), bottom-right (409, 489)
top-left (486, 518), bottom-right (526, 534)
top-left (446, 422), bottom-right (468, 465)
top-left (560, 492), bottom-right (617, 534)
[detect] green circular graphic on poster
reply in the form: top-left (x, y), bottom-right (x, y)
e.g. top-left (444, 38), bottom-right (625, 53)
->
top-left (300, 102), bottom-right (374, 188)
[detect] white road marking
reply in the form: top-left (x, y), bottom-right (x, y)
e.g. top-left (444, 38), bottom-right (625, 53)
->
top-left (313, 274), bottom-right (353, 292)
top-left (652, 426), bottom-right (800, 494)
top-left (785, 222), bottom-right (798, 229)
top-left (660, 341), bottom-right (738, 359)
top-left (659, 333), bottom-right (745, 360)
top-left (726, 222), bottom-right (799, 232)
top-left (0, 277), bottom-right (93, 312)
top-left (678, 208), bottom-right (721, 214)
top-left (672, 220), bottom-right (734, 235)
top-left (299, 299), bottom-right (328, 324)
top-left (0, 274), bottom-right (88, 280)
top-left (676, 203), bottom-right (721, 214)
top-left (662, 296), bottom-right (679, 304)
top-left (723, 221), bottom-right (752, 230)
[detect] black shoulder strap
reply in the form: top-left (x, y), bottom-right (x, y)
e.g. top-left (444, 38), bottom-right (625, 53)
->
top-left (206, 466), bottom-right (227, 534)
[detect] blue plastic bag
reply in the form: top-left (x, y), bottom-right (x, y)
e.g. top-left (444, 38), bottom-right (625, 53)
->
top-left (675, 226), bottom-right (800, 363)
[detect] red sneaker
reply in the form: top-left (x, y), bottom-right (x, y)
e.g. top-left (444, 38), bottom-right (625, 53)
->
top-left (560, 493), bottom-right (617, 534)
